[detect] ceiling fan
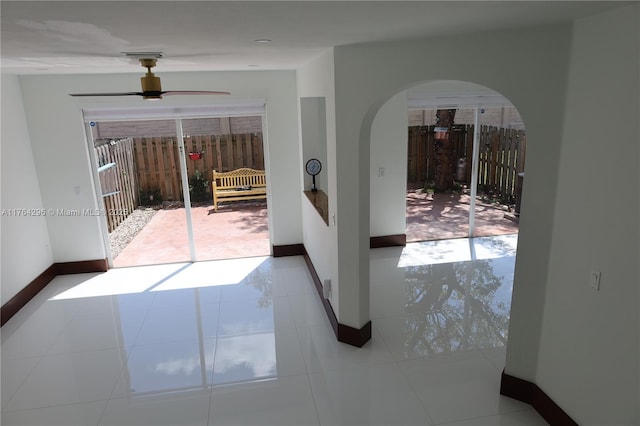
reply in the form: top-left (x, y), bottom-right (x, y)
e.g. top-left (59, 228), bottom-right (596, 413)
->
top-left (69, 56), bottom-right (230, 100)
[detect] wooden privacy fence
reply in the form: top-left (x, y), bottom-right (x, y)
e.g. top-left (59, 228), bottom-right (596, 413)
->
top-left (408, 125), bottom-right (473, 183)
top-left (408, 125), bottom-right (526, 201)
top-left (477, 126), bottom-right (526, 201)
top-left (95, 138), bottom-right (137, 232)
top-left (134, 133), bottom-right (264, 202)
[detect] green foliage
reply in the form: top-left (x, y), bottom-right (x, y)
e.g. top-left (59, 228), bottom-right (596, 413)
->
top-left (139, 188), bottom-right (162, 206)
top-left (189, 170), bottom-right (211, 202)
top-left (477, 184), bottom-right (514, 206)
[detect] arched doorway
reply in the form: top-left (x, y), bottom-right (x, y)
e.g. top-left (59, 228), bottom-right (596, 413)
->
top-left (307, 26), bottom-right (568, 420)
top-left (368, 81), bottom-right (526, 364)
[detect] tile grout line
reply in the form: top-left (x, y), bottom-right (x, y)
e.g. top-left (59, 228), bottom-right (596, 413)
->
top-left (207, 290), bottom-right (223, 425)
top-left (1, 355), bottom-right (45, 413)
top-left (372, 320), bottom-right (436, 426)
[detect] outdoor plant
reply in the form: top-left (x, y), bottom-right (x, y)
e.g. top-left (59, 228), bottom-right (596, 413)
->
top-left (189, 169), bottom-right (211, 202)
top-left (139, 188), bottom-right (162, 206)
top-left (451, 182), bottom-right (464, 193)
top-left (424, 180), bottom-right (436, 193)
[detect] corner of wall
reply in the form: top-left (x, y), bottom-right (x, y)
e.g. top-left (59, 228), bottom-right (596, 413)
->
top-left (1, 74), bottom-right (54, 304)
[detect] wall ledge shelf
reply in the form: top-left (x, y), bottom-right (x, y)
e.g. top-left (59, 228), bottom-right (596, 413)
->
top-left (304, 190), bottom-right (329, 226)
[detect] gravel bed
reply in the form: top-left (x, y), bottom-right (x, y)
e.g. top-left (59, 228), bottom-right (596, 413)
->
top-left (109, 208), bottom-right (157, 258)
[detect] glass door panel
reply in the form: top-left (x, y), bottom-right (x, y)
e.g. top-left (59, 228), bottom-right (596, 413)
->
top-left (471, 109), bottom-right (522, 238)
top-left (181, 117), bottom-right (270, 262)
top-left (407, 106), bottom-right (523, 242)
top-left (88, 118), bottom-right (192, 267)
top-left (406, 108), bottom-right (471, 242)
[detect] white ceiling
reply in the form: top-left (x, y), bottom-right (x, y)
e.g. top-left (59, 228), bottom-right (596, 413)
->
top-left (1, 1), bottom-right (627, 75)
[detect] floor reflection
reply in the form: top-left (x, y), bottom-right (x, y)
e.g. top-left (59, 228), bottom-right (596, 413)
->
top-left (213, 332), bottom-right (277, 384)
top-left (114, 259), bottom-right (279, 396)
top-left (124, 340), bottom-right (214, 395)
top-left (370, 235), bottom-right (517, 360)
top-left (2, 239), bottom-right (534, 426)
top-left (402, 258), bottom-right (511, 356)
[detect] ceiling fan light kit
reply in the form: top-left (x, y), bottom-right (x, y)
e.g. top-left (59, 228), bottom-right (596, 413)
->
top-left (123, 52), bottom-right (164, 60)
top-left (139, 58), bottom-right (163, 100)
top-left (69, 54), bottom-right (230, 100)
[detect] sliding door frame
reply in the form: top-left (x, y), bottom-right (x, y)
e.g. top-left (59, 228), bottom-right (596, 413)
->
top-left (81, 101), bottom-right (268, 268)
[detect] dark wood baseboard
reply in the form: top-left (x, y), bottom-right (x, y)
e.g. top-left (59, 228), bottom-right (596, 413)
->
top-left (337, 321), bottom-right (372, 348)
top-left (1, 259), bottom-right (108, 327)
top-left (55, 259), bottom-right (108, 275)
top-left (370, 234), bottom-right (406, 248)
top-left (302, 248), bottom-right (372, 347)
top-left (1, 264), bottom-right (57, 327)
top-left (302, 250), bottom-right (338, 332)
top-left (288, 235), bottom-right (405, 255)
top-left (500, 371), bottom-right (578, 426)
top-left (272, 244), bottom-right (305, 257)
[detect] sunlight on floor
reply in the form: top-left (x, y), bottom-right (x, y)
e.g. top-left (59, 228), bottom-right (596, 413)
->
top-left (2, 238), bottom-right (550, 425)
top-left (398, 233), bottom-right (518, 267)
top-left (51, 256), bottom-right (271, 300)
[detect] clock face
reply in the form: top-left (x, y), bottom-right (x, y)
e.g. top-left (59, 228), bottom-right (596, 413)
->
top-left (305, 158), bottom-right (322, 176)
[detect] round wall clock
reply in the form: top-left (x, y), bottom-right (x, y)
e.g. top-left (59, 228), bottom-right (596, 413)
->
top-left (305, 158), bottom-right (322, 192)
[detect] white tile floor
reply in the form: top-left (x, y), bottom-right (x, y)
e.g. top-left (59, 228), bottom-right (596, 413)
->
top-left (1, 234), bottom-right (547, 425)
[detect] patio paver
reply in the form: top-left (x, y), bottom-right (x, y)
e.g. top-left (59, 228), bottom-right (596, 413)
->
top-left (406, 190), bottom-right (519, 242)
top-left (113, 201), bottom-right (269, 267)
top-left (113, 192), bottom-right (518, 267)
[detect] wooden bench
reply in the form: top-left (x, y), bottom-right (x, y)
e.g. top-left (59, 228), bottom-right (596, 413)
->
top-left (211, 168), bottom-right (267, 212)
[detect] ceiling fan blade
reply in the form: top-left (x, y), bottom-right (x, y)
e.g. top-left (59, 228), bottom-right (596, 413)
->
top-left (69, 92), bottom-right (144, 97)
top-left (69, 90), bottom-right (230, 98)
top-left (162, 90), bottom-right (231, 96)
top-left (68, 58), bottom-right (231, 98)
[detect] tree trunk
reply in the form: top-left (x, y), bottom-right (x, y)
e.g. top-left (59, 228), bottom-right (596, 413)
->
top-left (433, 109), bottom-right (456, 192)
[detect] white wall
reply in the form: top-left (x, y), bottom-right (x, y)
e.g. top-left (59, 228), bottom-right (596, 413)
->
top-left (16, 70), bottom-right (302, 267)
top-left (1, 74), bottom-right (53, 303)
top-left (297, 54), bottom-right (409, 324)
top-left (370, 91), bottom-right (408, 237)
top-left (537, 5), bottom-right (639, 424)
top-left (296, 49), bottom-right (340, 312)
top-left (300, 97), bottom-right (328, 193)
top-left (331, 24), bottom-right (573, 334)
top-left (327, 6), bottom-right (639, 421)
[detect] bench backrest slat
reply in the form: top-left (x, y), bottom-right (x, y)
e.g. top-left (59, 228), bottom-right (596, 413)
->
top-left (213, 168), bottom-right (266, 189)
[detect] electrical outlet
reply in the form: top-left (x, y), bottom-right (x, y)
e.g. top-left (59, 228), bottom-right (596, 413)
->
top-left (589, 270), bottom-right (601, 291)
top-left (323, 279), bottom-right (332, 298)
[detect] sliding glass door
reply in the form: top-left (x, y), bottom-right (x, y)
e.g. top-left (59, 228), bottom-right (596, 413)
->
top-left (182, 117), bottom-right (270, 262)
top-left (87, 118), bottom-right (193, 267)
top-left (406, 106), bottom-right (524, 242)
top-left (84, 103), bottom-right (270, 267)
